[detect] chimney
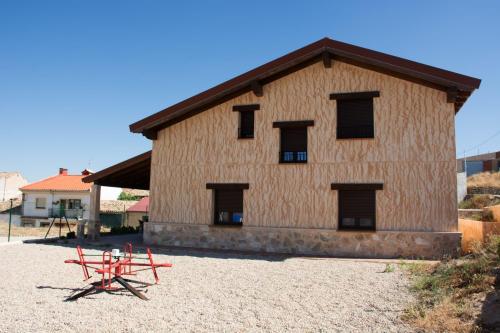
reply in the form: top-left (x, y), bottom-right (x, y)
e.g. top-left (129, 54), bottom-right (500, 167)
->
top-left (81, 169), bottom-right (93, 176)
top-left (59, 168), bottom-right (68, 175)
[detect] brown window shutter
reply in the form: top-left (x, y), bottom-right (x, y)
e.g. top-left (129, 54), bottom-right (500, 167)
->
top-left (337, 98), bottom-right (374, 139)
top-left (339, 190), bottom-right (376, 230)
top-left (281, 127), bottom-right (307, 151)
top-left (239, 111), bottom-right (254, 138)
top-left (215, 189), bottom-right (243, 212)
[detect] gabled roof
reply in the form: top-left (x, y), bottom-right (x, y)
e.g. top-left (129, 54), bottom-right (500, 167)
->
top-left (129, 37), bottom-right (481, 139)
top-left (20, 174), bottom-right (92, 192)
top-left (127, 196), bottom-right (149, 213)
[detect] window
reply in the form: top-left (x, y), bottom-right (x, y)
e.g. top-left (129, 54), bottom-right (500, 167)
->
top-left (331, 183), bottom-right (383, 231)
top-left (273, 120), bottom-right (314, 164)
top-left (233, 104), bottom-right (259, 139)
top-left (35, 198), bottom-right (46, 209)
top-left (239, 111), bottom-right (254, 138)
top-left (330, 91), bottom-right (379, 139)
top-left (68, 199), bottom-right (82, 209)
top-left (206, 183), bottom-right (249, 226)
top-left (339, 190), bottom-right (375, 230)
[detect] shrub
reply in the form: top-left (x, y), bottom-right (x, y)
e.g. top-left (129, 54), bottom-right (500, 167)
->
top-left (402, 235), bottom-right (500, 332)
top-left (117, 192), bottom-right (141, 201)
top-left (458, 194), bottom-right (500, 209)
top-left (110, 226), bottom-right (140, 235)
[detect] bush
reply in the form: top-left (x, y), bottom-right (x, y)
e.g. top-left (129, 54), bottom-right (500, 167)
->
top-left (458, 194), bottom-right (500, 209)
top-left (109, 226), bottom-right (140, 235)
top-left (117, 192), bottom-right (141, 201)
top-left (402, 236), bottom-right (500, 331)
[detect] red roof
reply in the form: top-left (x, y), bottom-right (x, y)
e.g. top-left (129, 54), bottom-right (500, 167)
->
top-left (126, 197), bottom-right (149, 213)
top-left (20, 174), bottom-right (92, 192)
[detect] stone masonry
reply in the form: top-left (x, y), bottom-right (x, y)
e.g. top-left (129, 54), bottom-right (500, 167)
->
top-left (144, 222), bottom-right (461, 259)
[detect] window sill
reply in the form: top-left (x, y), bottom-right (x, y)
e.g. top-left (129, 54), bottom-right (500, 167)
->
top-left (211, 224), bottom-right (243, 228)
top-left (336, 228), bottom-right (376, 232)
top-left (336, 137), bottom-right (375, 141)
top-left (279, 161), bottom-right (308, 164)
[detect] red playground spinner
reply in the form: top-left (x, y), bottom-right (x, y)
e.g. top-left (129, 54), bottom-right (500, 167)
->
top-left (64, 243), bottom-right (172, 301)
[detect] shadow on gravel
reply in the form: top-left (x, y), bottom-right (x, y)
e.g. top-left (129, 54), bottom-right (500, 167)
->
top-left (28, 233), bottom-right (294, 262)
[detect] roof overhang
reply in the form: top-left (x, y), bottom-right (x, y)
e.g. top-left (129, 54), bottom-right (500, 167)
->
top-left (129, 37), bottom-right (481, 140)
top-left (83, 151), bottom-right (151, 190)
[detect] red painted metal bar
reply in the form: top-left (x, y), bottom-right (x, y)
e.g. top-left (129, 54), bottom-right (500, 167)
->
top-left (64, 243), bottom-right (172, 297)
top-left (76, 246), bottom-right (90, 280)
top-left (147, 248), bottom-right (159, 283)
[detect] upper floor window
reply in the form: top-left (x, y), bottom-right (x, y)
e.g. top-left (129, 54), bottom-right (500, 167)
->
top-left (273, 120), bottom-right (314, 163)
top-left (233, 104), bottom-right (260, 139)
top-left (330, 91), bottom-right (380, 139)
top-left (206, 183), bottom-right (249, 226)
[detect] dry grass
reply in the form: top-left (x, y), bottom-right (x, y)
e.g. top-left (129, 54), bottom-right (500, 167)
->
top-left (467, 171), bottom-right (500, 190)
top-left (0, 222), bottom-right (111, 238)
top-left (458, 194), bottom-right (500, 210)
top-left (401, 236), bottom-right (500, 332)
top-left (0, 222), bottom-right (68, 238)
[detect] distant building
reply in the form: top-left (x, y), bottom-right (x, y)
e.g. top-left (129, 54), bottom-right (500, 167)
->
top-left (122, 188), bottom-right (149, 199)
top-left (125, 197), bottom-right (149, 227)
top-left (457, 151), bottom-right (500, 176)
top-left (0, 172), bottom-right (28, 201)
top-left (20, 168), bottom-right (93, 226)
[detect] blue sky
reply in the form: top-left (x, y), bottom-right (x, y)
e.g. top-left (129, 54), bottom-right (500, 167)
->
top-left (1, 1), bottom-right (499, 182)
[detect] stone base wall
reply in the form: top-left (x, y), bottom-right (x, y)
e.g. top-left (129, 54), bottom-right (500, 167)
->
top-left (144, 223), bottom-right (461, 259)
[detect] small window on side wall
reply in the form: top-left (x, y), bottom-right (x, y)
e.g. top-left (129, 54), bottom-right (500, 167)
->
top-left (206, 183), bottom-right (249, 226)
top-left (233, 104), bottom-right (260, 139)
top-left (330, 91), bottom-right (379, 139)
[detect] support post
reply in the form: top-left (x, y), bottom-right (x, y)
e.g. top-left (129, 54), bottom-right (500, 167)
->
top-left (87, 184), bottom-right (101, 241)
top-left (7, 198), bottom-right (13, 242)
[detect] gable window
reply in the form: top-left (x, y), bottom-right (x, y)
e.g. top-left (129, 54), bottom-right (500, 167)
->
top-left (206, 183), bottom-right (249, 226)
top-left (330, 91), bottom-right (379, 139)
top-left (331, 183), bottom-right (383, 231)
top-left (233, 104), bottom-right (260, 139)
top-left (35, 198), bottom-right (46, 209)
top-left (273, 120), bottom-right (314, 163)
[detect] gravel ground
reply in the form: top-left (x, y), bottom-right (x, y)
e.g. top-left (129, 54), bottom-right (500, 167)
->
top-left (0, 243), bottom-right (415, 332)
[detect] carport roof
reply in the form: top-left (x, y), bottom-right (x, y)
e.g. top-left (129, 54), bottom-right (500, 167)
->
top-left (83, 151), bottom-right (151, 190)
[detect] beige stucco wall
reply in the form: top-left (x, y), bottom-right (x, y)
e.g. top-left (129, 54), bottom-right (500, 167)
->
top-left (149, 60), bottom-right (457, 232)
top-left (125, 211), bottom-right (146, 227)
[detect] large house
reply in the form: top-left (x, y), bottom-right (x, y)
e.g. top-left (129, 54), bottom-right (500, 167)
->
top-left (20, 168), bottom-right (93, 225)
top-left (85, 38), bottom-right (481, 258)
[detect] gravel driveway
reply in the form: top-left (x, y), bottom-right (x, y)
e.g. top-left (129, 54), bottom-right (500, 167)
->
top-left (0, 243), bottom-right (414, 332)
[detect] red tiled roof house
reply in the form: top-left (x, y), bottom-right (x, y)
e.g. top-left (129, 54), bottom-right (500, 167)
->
top-left (20, 168), bottom-right (93, 225)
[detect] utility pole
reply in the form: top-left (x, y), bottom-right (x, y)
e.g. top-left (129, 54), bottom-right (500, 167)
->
top-left (8, 198), bottom-right (13, 242)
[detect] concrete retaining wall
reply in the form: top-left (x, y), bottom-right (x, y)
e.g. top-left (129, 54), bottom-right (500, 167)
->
top-left (144, 222), bottom-right (461, 259)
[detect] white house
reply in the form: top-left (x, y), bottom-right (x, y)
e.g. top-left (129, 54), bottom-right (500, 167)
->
top-left (20, 168), bottom-right (94, 225)
top-left (0, 172), bottom-right (28, 201)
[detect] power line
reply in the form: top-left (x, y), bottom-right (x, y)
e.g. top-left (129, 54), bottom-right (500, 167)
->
top-left (461, 129), bottom-right (500, 155)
